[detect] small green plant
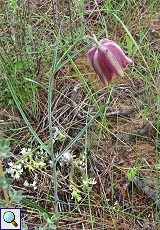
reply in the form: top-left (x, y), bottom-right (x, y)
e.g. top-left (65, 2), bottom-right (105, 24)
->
top-left (126, 165), bottom-right (139, 181)
top-left (42, 212), bottom-right (60, 230)
top-left (8, 0), bottom-right (21, 13)
top-left (125, 35), bottom-right (138, 56)
top-left (0, 139), bottom-right (23, 207)
top-left (6, 146), bottom-right (53, 191)
top-left (60, 150), bottom-right (97, 203)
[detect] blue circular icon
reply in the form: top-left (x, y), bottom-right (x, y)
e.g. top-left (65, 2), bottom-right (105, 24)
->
top-left (3, 211), bottom-right (18, 227)
top-left (3, 211), bottom-right (14, 222)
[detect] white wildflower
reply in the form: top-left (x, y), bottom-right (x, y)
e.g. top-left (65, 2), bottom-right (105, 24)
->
top-left (7, 162), bottom-right (23, 180)
top-left (49, 160), bottom-right (53, 165)
top-left (23, 174), bottom-right (38, 190)
top-left (20, 147), bottom-right (32, 155)
top-left (113, 200), bottom-right (118, 210)
top-left (20, 148), bottom-right (27, 155)
top-left (61, 151), bottom-right (73, 164)
top-left (81, 154), bottom-right (86, 162)
top-left (30, 173), bottom-right (38, 190)
top-left (14, 171), bottom-right (21, 180)
top-left (27, 148), bottom-right (32, 153)
top-left (24, 180), bottom-right (30, 186)
top-left (89, 178), bottom-right (97, 185)
top-left (31, 180), bottom-right (37, 190)
top-left (8, 161), bottom-right (14, 167)
top-left (82, 180), bottom-right (88, 186)
top-left (38, 161), bottom-right (45, 167)
top-left (82, 178), bottom-right (97, 186)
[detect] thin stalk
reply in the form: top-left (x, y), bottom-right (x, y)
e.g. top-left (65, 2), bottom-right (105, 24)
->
top-left (84, 34), bottom-right (100, 47)
top-left (48, 36), bottom-right (85, 215)
top-left (84, 127), bottom-right (94, 230)
top-left (0, 160), bottom-right (10, 207)
top-left (48, 73), bottom-right (58, 214)
top-left (47, 34), bottom-right (60, 214)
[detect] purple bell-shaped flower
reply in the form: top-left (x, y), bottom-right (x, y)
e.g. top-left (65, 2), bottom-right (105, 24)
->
top-left (88, 37), bottom-right (133, 84)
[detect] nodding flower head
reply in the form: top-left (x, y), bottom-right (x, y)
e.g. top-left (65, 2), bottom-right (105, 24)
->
top-left (87, 37), bottom-right (133, 85)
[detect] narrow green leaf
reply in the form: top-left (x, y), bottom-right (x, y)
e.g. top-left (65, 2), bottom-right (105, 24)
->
top-left (4, 77), bottom-right (50, 156)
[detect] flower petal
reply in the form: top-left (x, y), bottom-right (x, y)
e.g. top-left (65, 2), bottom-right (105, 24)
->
top-left (88, 47), bottom-right (111, 84)
top-left (99, 38), bottom-right (112, 45)
top-left (102, 41), bottom-right (133, 66)
top-left (87, 37), bottom-right (133, 85)
top-left (87, 47), bottom-right (96, 67)
top-left (93, 49), bottom-right (113, 84)
top-left (98, 46), bottom-right (124, 77)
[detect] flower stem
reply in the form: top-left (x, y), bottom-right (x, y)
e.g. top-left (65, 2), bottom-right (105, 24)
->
top-left (48, 72), bottom-right (59, 213)
top-left (84, 34), bottom-right (100, 47)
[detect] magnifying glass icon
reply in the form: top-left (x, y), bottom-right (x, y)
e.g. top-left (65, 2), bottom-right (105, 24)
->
top-left (3, 211), bottom-right (18, 227)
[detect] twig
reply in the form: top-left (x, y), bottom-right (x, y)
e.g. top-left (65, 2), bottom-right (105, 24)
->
top-left (105, 105), bottom-right (144, 118)
top-left (70, 83), bottom-right (146, 120)
top-left (115, 120), bottom-right (158, 142)
top-left (114, 187), bottom-right (145, 228)
top-left (70, 83), bottom-right (85, 119)
top-left (133, 175), bottom-right (160, 210)
top-left (114, 189), bottom-right (131, 210)
top-left (132, 87), bottom-right (148, 97)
